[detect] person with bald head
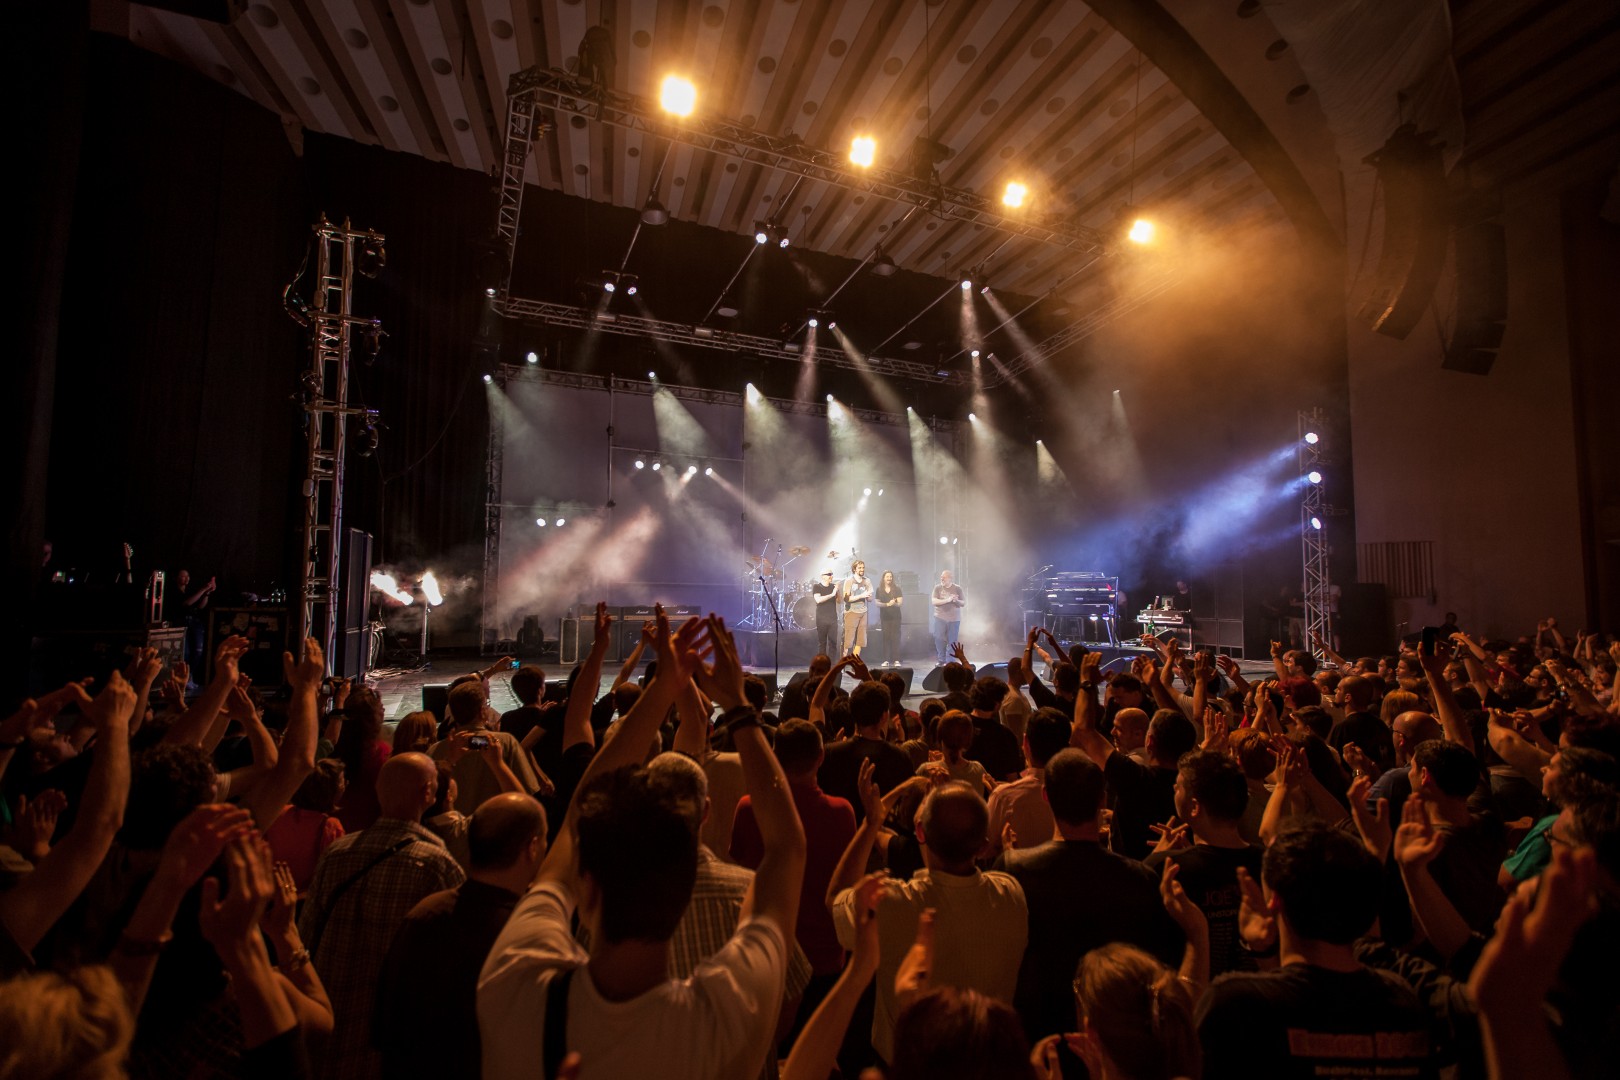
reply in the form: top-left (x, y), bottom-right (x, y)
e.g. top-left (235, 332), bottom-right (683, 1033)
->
top-left (374, 792), bottom-right (547, 1080)
top-left (1352, 710), bottom-right (1443, 811)
top-left (829, 778), bottom-right (1027, 1064)
top-left (299, 753), bottom-right (465, 1080)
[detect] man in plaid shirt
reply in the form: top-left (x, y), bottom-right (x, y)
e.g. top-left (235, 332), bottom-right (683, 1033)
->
top-left (300, 752), bottom-right (465, 1080)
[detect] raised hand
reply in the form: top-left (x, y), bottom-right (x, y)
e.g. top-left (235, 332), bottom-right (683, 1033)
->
top-left (1347, 775), bottom-right (1391, 861)
top-left (688, 614), bottom-right (744, 710)
top-left (849, 870), bottom-right (888, 976)
top-left (1149, 816), bottom-right (1191, 854)
top-left (81, 671), bottom-right (138, 734)
top-left (261, 855), bottom-right (299, 941)
top-left (198, 836), bottom-right (276, 953)
top-left (592, 601), bottom-right (614, 647)
top-left (849, 655), bottom-right (873, 682)
top-left (1469, 847), bottom-right (1597, 1014)
top-left (1392, 794), bottom-right (1447, 870)
top-left (283, 636), bottom-right (325, 690)
top-left (1000, 819), bottom-right (1018, 853)
top-left (1202, 707), bottom-right (1230, 754)
top-left (856, 757), bottom-right (884, 826)
top-left (213, 635), bottom-right (251, 686)
top-left (1234, 866), bottom-right (1276, 952)
top-left (13, 789), bottom-right (68, 861)
top-left (894, 908), bottom-right (936, 1011)
top-left (1159, 859), bottom-right (1207, 942)
top-left (1341, 741), bottom-right (1376, 778)
top-left (157, 803), bottom-right (256, 892)
top-left (949, 642), bottom-right (968, 666)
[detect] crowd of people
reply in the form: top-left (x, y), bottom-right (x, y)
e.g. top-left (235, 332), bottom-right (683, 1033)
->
top-left (1, 601), bottom-right (1616, 1079)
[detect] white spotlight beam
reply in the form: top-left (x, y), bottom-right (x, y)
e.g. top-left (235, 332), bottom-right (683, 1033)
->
top-left (989, 267), bottom-right (1183, 387)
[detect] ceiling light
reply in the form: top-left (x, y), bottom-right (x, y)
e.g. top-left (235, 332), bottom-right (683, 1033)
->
top-left (939, 536), bottom-right (949, 545)
top-left (968, 412), bottom-right (977, 421)
top-left (536, 518), bottom-right (548, 527)
top-left (1128, 218), bottom-right (1155, 244)
top-left (626, 284), bottom-right (637, 296)
top-left (960, 278), bottom-right (972, 290)
top-left (970, 350), bottom-right (980, 359)
top-left (850, 135), bottom-right (876, 168)
top-left (641, 196), bottom-right (669, 225)
top-left (556, 517), bottom-right (566, 526)
top-left (660, 75), bottom-right (696, 117)
top-left (778, 235), bottom-right (790, 248)
top-left (704, 467), bottom-right (713, 476)
top-left (1002, 181), bottom-right (1027, 208)
top-left (827, 320), bottom-right (837, 330)
top-left (754, 227), bottom-right (769, 245)
top-left (482, 374), bottom-right (493, 383)
top-left (648, 370), bottom-right (656, 380)
top-left (808, 317), bottom-right (819, 329)
top-left (651, 461), bottom-right (662, 471)
top-left (871, 246), bottom-right (898, 277)
top-left (525, 350), bottom-right (538, 364)
top-left (603, 279), bottom-right (616, 293)
top-left (863, 487), bottom-right (872, 496)
top-left (634, 459), bottom-right (645, 469)
top-left (685, 465), bottom-right (698, 476)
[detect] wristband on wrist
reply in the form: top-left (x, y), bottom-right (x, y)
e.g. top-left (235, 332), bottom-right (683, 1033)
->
top-left (718, 705), bottom-right (760, 736)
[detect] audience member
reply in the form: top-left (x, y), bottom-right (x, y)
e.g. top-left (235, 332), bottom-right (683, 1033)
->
top-left (300, 752), bottom-right (465, 1080)
top-left (332, 687), bottom-right (391, 833)
top-left (373, 792), bottom-right (546, 1080)
top-left (817, 672), bottom-right (913, 823)
top-left (430, 682), bottom-right (540, 813)
top-left (995, 749), bottom-right (1181, 1043)
top-left (264, 757), bottom-right (346, 892)
top-left (984, 706), bottom-right (1071, 858)
top-left (967, 677), bottom-right (1024, 782)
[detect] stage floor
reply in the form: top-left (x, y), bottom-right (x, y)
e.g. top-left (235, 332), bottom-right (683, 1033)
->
top-left (365, 644), bottom-right (1276, 722)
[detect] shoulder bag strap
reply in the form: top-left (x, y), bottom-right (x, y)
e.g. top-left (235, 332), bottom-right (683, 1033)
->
top-left (542, 965), bottom-right (577, 1080)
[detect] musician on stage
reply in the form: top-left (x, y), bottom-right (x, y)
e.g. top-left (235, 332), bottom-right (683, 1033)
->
top-left (812, 569), bottom-right (840, 656)
top-left (930, 569), bottom-right (964, 665)
top-left (875, 570), bottom-right (903, 668)
top-left (841, 560), bottom-right (873, 658)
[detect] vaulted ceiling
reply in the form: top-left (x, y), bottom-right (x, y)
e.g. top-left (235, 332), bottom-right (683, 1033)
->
top-left (120, 0), bottom-right (1313, 311)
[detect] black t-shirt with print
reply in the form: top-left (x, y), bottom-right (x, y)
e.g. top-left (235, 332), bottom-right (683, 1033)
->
top-left (1198, 964), bottom-right (1436, 1080)
top-left (1143, 842), bottom-right (1265, 977)
top-left (1102, 752), bottom-right (1177, 860)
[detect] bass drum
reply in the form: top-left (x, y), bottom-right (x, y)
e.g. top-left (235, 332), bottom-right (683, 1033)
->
top-left (790, 594), bottom-right (818, 630)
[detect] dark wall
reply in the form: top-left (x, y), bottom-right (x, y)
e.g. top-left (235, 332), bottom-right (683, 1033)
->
top-left (43, 34), bottom-right (493, 604)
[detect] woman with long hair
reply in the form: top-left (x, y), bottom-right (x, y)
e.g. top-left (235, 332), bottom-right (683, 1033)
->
top-left (391, 710), bottom-right (439, 755)
top-left (264, 758), bottom-right (347, 893)
top-left (1045, 943), bottom-right (1201, 1080)
top-left (332, 686), bottom-right (391, 832)
top-left (876, 570), bottom-right (904, 668)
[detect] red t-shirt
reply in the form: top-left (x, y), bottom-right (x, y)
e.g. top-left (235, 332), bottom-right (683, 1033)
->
top-left (334, 740), bottom-right (392, 834)
top-left (729, 780), bottom-right (855, 975)
top-left (265, 805), bottom-right (345, 891)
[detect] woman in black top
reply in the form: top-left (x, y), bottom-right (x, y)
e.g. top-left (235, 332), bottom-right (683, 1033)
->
top-left (876, 570), bottom-right (904, 667)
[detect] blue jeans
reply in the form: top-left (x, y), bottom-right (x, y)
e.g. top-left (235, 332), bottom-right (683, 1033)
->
top-left (931, 617), bottom-right (960, 664)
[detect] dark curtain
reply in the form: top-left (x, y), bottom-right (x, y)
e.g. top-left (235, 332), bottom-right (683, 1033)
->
top-left (41, 35), bottom-right (492, 619)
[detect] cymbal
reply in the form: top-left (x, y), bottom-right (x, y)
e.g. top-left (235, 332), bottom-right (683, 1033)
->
top-left (745, 554), bottom-right (766, 565)
top-left (788, 545), bottom-right (810, 557)
top-left (826, 550), bottom-right (840, 559)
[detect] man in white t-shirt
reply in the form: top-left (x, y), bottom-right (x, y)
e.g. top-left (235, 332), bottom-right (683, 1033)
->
top-left (478, 611), bottom-right (806, 1080)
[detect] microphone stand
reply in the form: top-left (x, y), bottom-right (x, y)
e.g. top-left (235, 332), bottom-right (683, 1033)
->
top-left (759, 573), bottom-right (782, 700)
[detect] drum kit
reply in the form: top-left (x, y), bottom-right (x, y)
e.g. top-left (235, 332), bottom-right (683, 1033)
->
top-left (739, 544), bottom-right (846, 631)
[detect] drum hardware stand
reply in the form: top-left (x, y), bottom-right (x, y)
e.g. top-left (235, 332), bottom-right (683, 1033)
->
top-left (759, 573), bottom-right (783, 699)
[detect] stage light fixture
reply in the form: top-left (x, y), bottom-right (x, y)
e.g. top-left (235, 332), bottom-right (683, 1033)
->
top-left (970, 349), bottom-right (980, 359)
top-left (849, 135), bottom-right (876, 168)
top-left (808, 317), bottom-right (819, 329)
top-left (979, 284), bottom-right (992, 296)
top-left (648, 370), bottom-right (656, 380)
top-left (525, 350), bottom-right (538, 364)
top-left (482, 373), bottom-right (493, 384)
top-left (1304, 432), bottom-right (1320, 445)
top-left (877, 488), bottom-right (883, 496)
top-left (826, 393), bottom-right (834, 401)
top-left (1307, 470), bottom-right (1323, 485)
top-left (952, 537), bottom-right (959, 545)
top-left (358, 236), bottom-right (387, 278)
top-left (968, 412), bottom-right (977, 421)
top-left (660, 75), bottom-right (696, 117)
top-left (484, 286), bottom-right (497, 297)
top-left (754, 224), bottom-right (770, 244)
top-left (1310, 516), bottom-right (1323, 530)
top-left (1128, 218), bottom-right (1155, 244)
top-left (871, 245), bottom-right (898, 277)
top-left (704, 467), bottom-right (713, 476)
top-left (686, 465), bottom-right (698, 476)
top-left (626, 283), bottom-right (638, 297)
top-left (651, 461), bottom-right (662, 472)
top-left (634, 459), bottom-right (645, 469)
top-left (641, 196), bottom-right (669, 226)
top-left (555, 518), bottom-right (566, 527)
top-left (827, 320), bottom-right (836, 330)
top-left (939, 536), bottom-right (949, 545)
top-left (863, 487), bottom-right (872, 496)
top-left (960, 278), bottom-right (972, 290)
top-left (1002, 181), bottom-right (1027, 209)
top-left (778, 235), bottom-right (790, 249)
top-left (603, 279), bottom-right (616, 293)
top-left (536, 518), bottom-right (547, 527)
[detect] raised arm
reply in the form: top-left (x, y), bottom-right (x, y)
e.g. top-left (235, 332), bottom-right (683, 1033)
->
top-left (239, 638), bottom-right (322, 831)
top-left (783, 873), bottom-right (883, 1080)
top-left (671, 673), bottom-right (712, 758)
top-left (809, 657), bottom-right (852, 730)
top-left (219, 683), bottom-right (279, 798)
top-left (162, 635), bottom-right (249, 749)
top-left (1311, 631), bottom-right (1348, 670)
top-left (609, 623), bottom-right (649, 693)
top-left (537, 608), bottom-right (698, 886)
top-left (0, 673), bottom-right (134, 953)
top-left (826, 759), bottom-right (887, 910)
top-left (1069, 651), bottom-right (1113, 768)
top-left (1420, 644), bottom-right (1476, 754)
top-left (563, 602), bottom-right (616, 753)
top-left (1269, 640), bottom-right (1290, 684)
top-left (1392, 795), bottom-right (1471, 961)
top-left (692, 617), bottom-right (805, 932)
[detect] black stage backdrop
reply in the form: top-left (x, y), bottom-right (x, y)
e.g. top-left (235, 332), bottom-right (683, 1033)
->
top-left (42, 34), bottom-right (492, 610)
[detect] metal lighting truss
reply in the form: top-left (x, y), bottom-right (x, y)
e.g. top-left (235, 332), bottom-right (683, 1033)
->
top-left (480, 367), bottom-right (507, 655)
top-left (298, 215), bottom-right (384, 665)
top-left (498, 66), bottom-right (1113, 263)
top-left (497, 296), bottom-right (968, 385)
top-left (1298, 409), bottom-right (1332, 658)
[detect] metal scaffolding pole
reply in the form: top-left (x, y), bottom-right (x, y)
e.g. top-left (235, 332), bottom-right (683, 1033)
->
top-left (1298, 409), bottom-right (1332, 657)
top-left (481, 368), bottom-right (508, 656)
top-left (297, 215), bottom-right (384, 670)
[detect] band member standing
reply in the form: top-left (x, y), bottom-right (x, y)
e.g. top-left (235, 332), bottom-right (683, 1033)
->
top-left (812, 569), bottom-right (840, 657)
top-left (841, 560), bottom-right (873, 658)
top-left (875, 570), bottom-right (903, 668)
top-left (930, 570), bottom-right (964, 665)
